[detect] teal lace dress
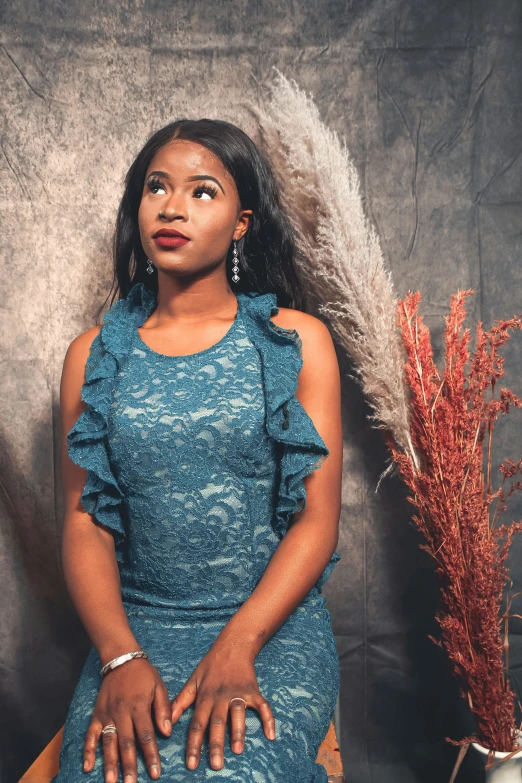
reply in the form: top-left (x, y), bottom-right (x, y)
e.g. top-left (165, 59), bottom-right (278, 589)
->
top-left (52, 283), bottom-right (340, 783)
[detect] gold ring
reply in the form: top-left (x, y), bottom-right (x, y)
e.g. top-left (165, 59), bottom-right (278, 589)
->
top-left (102, 723), bottom-right (118, 735)
top-left (229, 697), bottom-right (247, 707)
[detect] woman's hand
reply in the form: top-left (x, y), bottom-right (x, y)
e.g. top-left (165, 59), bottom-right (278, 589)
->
top-left (83, 658), bottom-right (173, 783)
top-left (170, 638), bottom-right (276, 771)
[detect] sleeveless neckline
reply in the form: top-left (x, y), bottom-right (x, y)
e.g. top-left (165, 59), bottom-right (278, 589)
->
top-left (134, 296), bottom-right (242, 361)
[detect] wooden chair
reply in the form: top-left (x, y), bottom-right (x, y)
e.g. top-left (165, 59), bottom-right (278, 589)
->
top-left (19, 720), bottom-right (344, 782)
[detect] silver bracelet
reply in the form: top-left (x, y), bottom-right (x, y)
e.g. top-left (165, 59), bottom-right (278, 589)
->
top-left (100, 650), bottom-right (148, 678)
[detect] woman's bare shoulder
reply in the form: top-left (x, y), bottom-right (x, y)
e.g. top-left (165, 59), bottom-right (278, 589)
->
top-left (270, 305), bottom-right (339, 390)
top-left (64, 325), bottom-right (102, 368)
top-left (61, 326), bottom-right (102, 403)
top-left (270, 306), bottom-right (334, 353)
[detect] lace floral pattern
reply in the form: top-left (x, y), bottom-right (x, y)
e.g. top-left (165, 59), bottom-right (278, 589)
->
top-left (54, 284), bottom-right (340, 782)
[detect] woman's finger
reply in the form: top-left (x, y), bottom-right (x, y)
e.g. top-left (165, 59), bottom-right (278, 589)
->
top-left (83, 717), bottom-right (102, 772)
top-left (186, 697), bottom-right (212, 770)
top-left (255, 695), bottom-right (276, 741)
top-left (171, 677), bottom-right (197, 724)
top-left (229, 697), bottom-right (246, 754)
top-left (153, 680), bottom-right (172, 736)
top-left (133, 710), bottom-right (162, 780)
top-left (208, 701), bottom-right (229, 770)
top-left (116, 711), bottom-right (140, 783)
top-left (101, 719), bottom-right (120, 783)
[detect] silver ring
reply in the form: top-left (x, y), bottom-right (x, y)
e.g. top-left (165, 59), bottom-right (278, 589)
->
top-left (102, 723), bottom-right (118, 735)
top-left (229, 697), bottom-right (247, 707)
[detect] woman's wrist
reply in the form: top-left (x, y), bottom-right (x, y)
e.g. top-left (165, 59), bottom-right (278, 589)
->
top-left (100, 650), bottom-right (148, 677)
top-left (98, 634), bottom-right (143, 667)
top-left (216, 620), bottom-right (266, 660)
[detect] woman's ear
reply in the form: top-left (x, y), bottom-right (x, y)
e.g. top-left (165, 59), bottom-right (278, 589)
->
top-left (235, 210), bottom-right (253, 240)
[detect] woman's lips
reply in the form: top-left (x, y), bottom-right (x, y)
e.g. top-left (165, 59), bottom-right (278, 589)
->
top-left (154, 236), bottom-right (191, 248)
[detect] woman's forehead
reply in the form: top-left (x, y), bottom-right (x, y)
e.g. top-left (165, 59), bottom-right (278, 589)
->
top-left (149, 139), bottom-right (229, 178)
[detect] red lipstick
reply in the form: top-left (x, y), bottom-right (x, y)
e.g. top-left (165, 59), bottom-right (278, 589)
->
top-left (153, 228), bottom-right (191, 248)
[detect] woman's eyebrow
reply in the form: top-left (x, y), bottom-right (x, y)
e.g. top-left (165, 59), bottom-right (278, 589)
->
top-left (147, 170), bottom-right (225, 195)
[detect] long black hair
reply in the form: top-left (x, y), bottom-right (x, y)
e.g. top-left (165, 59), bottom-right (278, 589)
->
top-left (102, 118), bottom-right (308, 315)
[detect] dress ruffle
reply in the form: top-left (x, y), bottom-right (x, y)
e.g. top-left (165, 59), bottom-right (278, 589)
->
top-left (66, 283), bottom-right (157, 563)
top-left (67, 283), bottom-right (340, 587)
top-left (237, 291), bottom-right (341, 592)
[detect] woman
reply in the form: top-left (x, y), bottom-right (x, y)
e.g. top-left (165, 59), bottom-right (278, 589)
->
top-left (54, 118), bottom-right (342, 783)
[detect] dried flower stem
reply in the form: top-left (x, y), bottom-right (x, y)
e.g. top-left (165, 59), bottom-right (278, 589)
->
top-left (386, 289), bottom-right (522, 778)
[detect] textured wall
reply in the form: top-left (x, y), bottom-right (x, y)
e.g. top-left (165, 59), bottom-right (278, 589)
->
top-left (1, 1), bottom-right (521, 781)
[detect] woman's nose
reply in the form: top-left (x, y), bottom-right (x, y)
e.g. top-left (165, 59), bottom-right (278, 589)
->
top-left (159, 192), bottom-right (188, 220)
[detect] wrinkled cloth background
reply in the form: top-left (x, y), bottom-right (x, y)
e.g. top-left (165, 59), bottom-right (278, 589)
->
top-left (1, 1), bottom-right (521, 781)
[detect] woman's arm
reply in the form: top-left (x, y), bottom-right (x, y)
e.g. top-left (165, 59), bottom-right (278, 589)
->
top-left (214, 311), bottom-right (342, 651)
top-left (171, 312), bottom-right (342, 771)
top-left (61, 328), bottom-right (140, 661)
top-left (60, 330), bottom-right (172, 783)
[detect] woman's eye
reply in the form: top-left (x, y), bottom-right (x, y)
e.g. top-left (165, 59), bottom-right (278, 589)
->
top-left (146, 178), bottom-right (167, 195)
top-left (145, 179), bottom-right (217, 199)
top-left (194, 184), bottom-right (218, 200)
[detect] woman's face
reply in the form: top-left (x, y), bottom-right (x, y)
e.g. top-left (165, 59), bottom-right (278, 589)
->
top-left (138, 139), bottom-right (252, 278)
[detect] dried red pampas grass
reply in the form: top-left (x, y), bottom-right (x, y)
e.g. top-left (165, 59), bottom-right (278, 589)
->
top-left (386, 289), bottom-right (522, 780)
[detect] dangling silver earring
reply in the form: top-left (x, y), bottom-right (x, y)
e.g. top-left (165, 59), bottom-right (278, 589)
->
top-left (231, 240), bottom-right (240, 283)
top-left (146, 258), bottom-right (155, 275)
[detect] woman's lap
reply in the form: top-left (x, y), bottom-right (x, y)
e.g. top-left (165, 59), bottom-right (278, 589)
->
top-left (52, 599), bottom-right (338, 782)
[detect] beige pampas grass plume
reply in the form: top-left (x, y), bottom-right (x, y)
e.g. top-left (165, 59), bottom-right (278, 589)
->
top-left (249, 67), bottom-right (420, 482)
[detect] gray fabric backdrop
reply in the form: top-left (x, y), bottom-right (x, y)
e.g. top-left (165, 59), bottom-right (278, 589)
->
top-left (1, 1), bottom-right (521, 781)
